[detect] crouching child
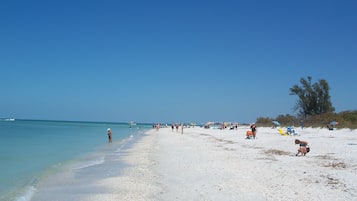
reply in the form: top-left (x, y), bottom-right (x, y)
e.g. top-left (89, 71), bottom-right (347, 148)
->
top-left (295, 139), bottom-right (309, 156)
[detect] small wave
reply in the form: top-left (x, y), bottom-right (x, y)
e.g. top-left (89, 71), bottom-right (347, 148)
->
top-left (74, 157), bottom-right (105, 170)
top-left (15, 186), bottom-right (36, 201)
top-left (114, 135), bottom-right (135, 153)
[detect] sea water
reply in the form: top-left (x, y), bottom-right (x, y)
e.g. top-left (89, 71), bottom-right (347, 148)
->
top-left (0, 119), bottom-right (150, 201)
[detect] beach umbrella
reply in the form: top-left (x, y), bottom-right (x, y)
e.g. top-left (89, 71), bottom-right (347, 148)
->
top-left (272, 121), bottom-right (280, 126)
top-left (329, 121), bottom-right (338, 126)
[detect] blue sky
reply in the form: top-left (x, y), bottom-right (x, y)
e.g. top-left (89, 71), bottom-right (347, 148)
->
top-left (1, 0), bottom-right (356, 124)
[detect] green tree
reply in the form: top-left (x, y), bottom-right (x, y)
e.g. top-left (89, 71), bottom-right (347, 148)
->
top-left (290, 76), bottom-right (334, 116)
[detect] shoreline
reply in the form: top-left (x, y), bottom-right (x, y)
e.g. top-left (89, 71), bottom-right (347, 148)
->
top-left (26, 126), bottom-right (357, 201)
top-left (26, 128), bottom-right (150, 201)
top-left (79, 129), bottom-right (162, 201)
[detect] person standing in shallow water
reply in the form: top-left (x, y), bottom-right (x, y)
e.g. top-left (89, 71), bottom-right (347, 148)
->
top-left (107, 128), bottom-right (112, 143)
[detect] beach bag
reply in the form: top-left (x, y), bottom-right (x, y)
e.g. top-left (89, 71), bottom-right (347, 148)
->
top-left (306, 145), bottom-right (310, 153)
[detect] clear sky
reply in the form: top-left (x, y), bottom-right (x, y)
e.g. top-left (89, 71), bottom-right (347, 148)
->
top-left (1, 0), bottom-right (356, 124)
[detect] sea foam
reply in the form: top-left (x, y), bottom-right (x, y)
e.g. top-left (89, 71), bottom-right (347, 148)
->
top-left (15, 186), bottom-right (36, 201)
top-left (74, 156), bottom-right (105, 170)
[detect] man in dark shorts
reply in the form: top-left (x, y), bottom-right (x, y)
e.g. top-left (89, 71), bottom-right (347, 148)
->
top-left (107, 128), bottom-right (112, 143)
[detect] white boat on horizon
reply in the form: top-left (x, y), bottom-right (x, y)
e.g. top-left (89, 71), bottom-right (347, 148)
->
top-left (129, 121), bottom-right (137, 127)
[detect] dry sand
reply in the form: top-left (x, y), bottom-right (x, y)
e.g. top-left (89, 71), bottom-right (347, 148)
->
top-left (91, 126), bottom-right (357, 201)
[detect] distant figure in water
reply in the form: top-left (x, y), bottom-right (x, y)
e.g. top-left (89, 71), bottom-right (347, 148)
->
top-left (107, 128), bottom-right (112, 143)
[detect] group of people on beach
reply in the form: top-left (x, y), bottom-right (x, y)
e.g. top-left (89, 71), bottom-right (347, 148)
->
top-left (171, 123), bottom-right (184, 134)
top-left (106, 124), bottom-right (309, 156)
top-left (152, 123), bottom-right (185, 134)
top-left (245, 123), bottom-right (309, 156)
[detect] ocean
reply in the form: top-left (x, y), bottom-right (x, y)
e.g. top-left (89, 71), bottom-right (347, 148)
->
top-left (0, 119), bottom-right (151, 201)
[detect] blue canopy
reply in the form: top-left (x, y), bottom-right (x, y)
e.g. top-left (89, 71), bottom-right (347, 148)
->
top-left (272, 121), bottom-right (280, 126)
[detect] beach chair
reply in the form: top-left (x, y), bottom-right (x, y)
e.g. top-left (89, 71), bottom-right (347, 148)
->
top-left (278, 128), bottom-right (289, 136)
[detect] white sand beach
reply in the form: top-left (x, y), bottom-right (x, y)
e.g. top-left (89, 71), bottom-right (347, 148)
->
top-left (87, 126), bottom-right (357, 201)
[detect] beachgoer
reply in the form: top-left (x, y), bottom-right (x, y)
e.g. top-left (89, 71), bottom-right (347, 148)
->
top-left (300, 120), bottom-right (304, 129)
top-left (107, 128), bottom-right (112, 143)
top-left (250, 123), bottom-right (257, 139)
top-left (327, 123), bottom-right (334, 130)
top-left (245, 131), bottom-right (253, 139)
top-left (171, 124), bottom-right (174, 132)
top-left (287, 127), bottom-right (296, 135)
top-left (295, 139), bottom-right (308, 156)
top-left (181, 123), bottom-right (184, 134)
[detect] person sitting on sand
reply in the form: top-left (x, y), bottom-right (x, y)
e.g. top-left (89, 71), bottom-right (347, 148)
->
top-left (295, 139), bottom-right (308, 156)
top-left (327, 123), bottom-right (334, 130)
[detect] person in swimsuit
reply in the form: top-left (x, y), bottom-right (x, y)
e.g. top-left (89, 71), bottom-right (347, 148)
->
top-left (250, 123), bottom-right (257, 139)
top-left (295, 139), bottom-right (308, 156)
top-left (107, 128), bottom-right (112, 143)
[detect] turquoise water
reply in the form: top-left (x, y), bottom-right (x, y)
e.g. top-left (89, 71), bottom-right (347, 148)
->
top-left (0, 119), bottom-right (150, 201)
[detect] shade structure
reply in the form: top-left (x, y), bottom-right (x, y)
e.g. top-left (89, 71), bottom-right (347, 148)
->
top-left (272, 121), bottom-right (280, 126)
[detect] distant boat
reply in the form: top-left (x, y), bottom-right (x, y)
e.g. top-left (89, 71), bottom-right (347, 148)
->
top-left (4, 118), bottom-right (15, 121)
top-left (129, 121), bottom-right (136, 127)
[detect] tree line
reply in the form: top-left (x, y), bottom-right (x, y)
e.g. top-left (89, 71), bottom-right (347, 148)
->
top-left (256, 76), bottom-right (357, 129)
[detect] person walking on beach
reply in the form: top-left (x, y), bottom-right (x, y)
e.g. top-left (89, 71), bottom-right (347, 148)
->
top-left (107, 128), bottom-right (112, 143)
top-left (295, 139), bottom-right (309, 156)
top-left (181, 123), bottom-right (184, 134)
top-left (300, 120), bottom-right (304, 129)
